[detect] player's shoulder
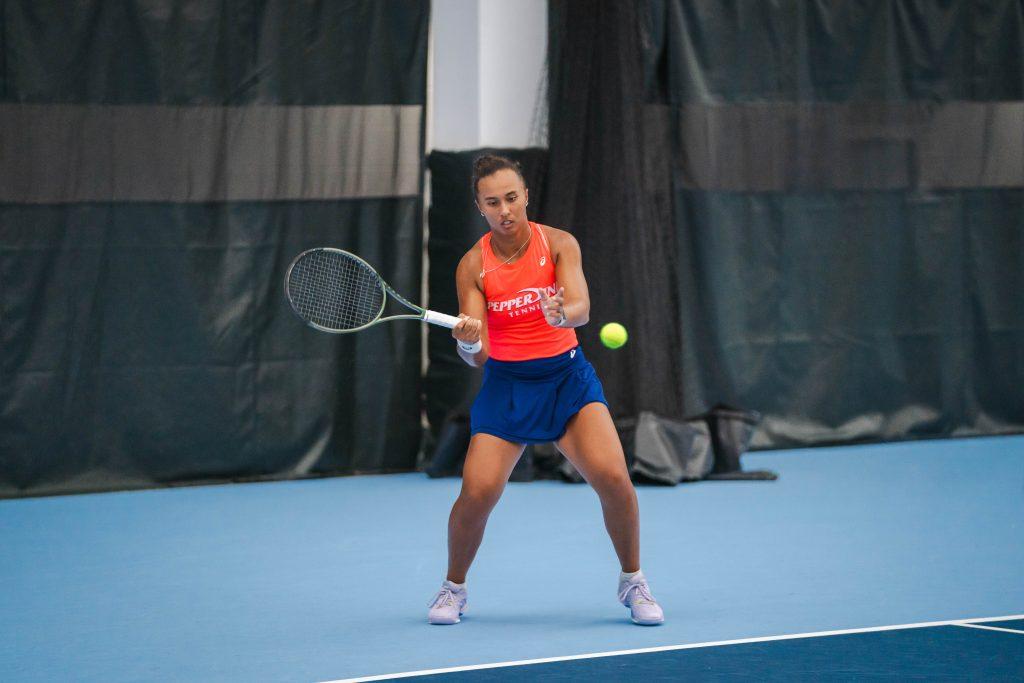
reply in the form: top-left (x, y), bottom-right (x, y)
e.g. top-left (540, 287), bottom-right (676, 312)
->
top-left (456, 241), bottom-right (484, 281)
top-left (538, 224), bottom-right (580, 253)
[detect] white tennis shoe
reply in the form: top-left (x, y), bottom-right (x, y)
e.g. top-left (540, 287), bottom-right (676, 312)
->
top-left (618, 572), bottom-right (665, 625)
top-left (428, 580), bottom-right (468, 625)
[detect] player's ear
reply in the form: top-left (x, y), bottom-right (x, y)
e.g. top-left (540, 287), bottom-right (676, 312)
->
top-left (524, 188), bottom-right (529, 208)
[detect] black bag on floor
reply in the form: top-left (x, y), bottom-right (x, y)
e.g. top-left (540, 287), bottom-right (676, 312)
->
top-left (508, 446), bottom-right (536, 482)
top-left (526, 441), bottom-right (587, 483)
top-left (425, 414), bottom-right (471, 478)
top-left (701, 404), bottom-right (777, 481)
top-left (529, 442), bottom-right (566, 481)
top-left (425, 417), bottom-right (544, 481)
top-left (621, 411), bottom-right (713, 485)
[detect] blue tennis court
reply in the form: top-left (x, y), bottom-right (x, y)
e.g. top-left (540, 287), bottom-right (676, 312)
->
top-left (362, 620), bottom-right (1024, 681)
top-left (3, 435), bottom-right (1021, 681)
top-left (4, 2), bottom-right (1023, 682)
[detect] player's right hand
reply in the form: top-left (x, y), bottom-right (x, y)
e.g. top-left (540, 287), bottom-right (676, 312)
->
top-left (452, 314), bottom-right (482, 344)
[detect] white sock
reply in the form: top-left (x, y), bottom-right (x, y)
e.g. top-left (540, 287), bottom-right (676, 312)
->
top-left (619, 569), bottom-right (643, 584)
top-left (445, 579), bottom-right (466, 590)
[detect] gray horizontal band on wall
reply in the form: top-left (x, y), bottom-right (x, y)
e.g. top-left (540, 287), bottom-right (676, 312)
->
top-left (0, 104), bottom-right (422, 203)
top-left (660, 101), bottom-right (1024, 192)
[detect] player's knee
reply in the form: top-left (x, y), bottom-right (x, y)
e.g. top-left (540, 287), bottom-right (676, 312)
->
top-left (460, 482), bottom-right (503, 511)
top-left (592, 469), bottom-right (633, 498)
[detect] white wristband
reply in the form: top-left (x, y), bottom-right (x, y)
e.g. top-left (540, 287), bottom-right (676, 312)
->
top-left (457, 339), bottom-right (482, 354)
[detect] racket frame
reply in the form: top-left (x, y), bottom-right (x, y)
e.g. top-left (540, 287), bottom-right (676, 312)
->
top-left (285, 247), bottom-right (460, 333)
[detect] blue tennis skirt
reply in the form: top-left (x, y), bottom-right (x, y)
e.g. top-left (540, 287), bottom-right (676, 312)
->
top-left (470, 345), bottom-right (608, 444)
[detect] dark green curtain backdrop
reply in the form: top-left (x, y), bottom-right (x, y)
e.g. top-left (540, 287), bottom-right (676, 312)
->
top-left (543, 0), bottom-right (1023, 448)
top-left (0, 1), bottom-right (428, 497)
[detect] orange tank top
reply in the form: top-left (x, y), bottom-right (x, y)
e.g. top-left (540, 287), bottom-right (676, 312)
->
top-left (480, 222), bottom-right (579, 361)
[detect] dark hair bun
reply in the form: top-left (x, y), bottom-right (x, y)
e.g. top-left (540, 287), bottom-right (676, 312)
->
top-left (471, 154), bottom-right (526, 197)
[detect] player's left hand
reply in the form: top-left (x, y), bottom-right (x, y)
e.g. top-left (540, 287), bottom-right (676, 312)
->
top-left (540, 287), bottom-right (566, 327)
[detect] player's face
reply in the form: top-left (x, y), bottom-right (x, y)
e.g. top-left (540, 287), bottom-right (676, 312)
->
top-left (476, 169), bottom-right (529, 237)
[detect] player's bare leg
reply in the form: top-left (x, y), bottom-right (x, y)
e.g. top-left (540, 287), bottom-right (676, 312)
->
top-left (446, 433), bottom-right (525, 583)
top-left (556, 402), bottom-right (639, 571)
top-left (557, 402), bottom-right (664, 624)
top-left (429, 434), bottom-right (523, 624)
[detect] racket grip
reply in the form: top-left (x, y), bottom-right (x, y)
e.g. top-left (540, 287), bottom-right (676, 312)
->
top-left (424, 310), bottom-right (462, 328)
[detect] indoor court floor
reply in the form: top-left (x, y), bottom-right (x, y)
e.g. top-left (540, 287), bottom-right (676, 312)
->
top-left (2, 435), bottom-right (1022, 681)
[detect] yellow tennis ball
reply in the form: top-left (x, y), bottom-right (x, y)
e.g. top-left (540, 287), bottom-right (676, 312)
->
top-left (600, 322), bottom-right (628, 349)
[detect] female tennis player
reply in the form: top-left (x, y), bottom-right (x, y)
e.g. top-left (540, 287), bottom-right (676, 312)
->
top-left (427, 154), bottom-right (664, 626)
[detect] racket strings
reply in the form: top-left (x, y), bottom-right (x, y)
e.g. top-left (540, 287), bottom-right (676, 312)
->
top-left (288, 251), bottom-right (384, 330)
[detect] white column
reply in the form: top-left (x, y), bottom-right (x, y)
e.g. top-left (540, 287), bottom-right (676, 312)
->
top-left (430, 0), bottom-right (547, 151)
top-left (478, 0), bottom-right (548, 148)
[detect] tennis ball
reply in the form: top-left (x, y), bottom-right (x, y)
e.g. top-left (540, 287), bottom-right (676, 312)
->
top-left (600, 322), bottom-right (628, 349)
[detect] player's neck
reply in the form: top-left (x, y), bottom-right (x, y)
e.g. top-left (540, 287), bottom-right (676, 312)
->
top-left (491, 222), bottom-right (531, 259)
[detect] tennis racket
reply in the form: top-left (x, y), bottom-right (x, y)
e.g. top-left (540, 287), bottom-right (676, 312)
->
top-left (284, 248), bottom-right (462, 333)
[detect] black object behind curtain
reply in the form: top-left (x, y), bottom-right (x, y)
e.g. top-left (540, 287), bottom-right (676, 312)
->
top-left (0, 1), bottom-right (429, 498)
top-left (545, 0), bottom-right (1023, 448)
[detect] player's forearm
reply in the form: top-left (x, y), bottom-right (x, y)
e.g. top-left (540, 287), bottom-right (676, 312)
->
top-left (558, 299), bottom-right (590, 328)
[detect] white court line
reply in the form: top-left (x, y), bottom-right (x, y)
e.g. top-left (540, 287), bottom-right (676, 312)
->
top-left (323, 613), bottom-right (1024, 682)
top-left (955, 622), bottom-right (1024, 635)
